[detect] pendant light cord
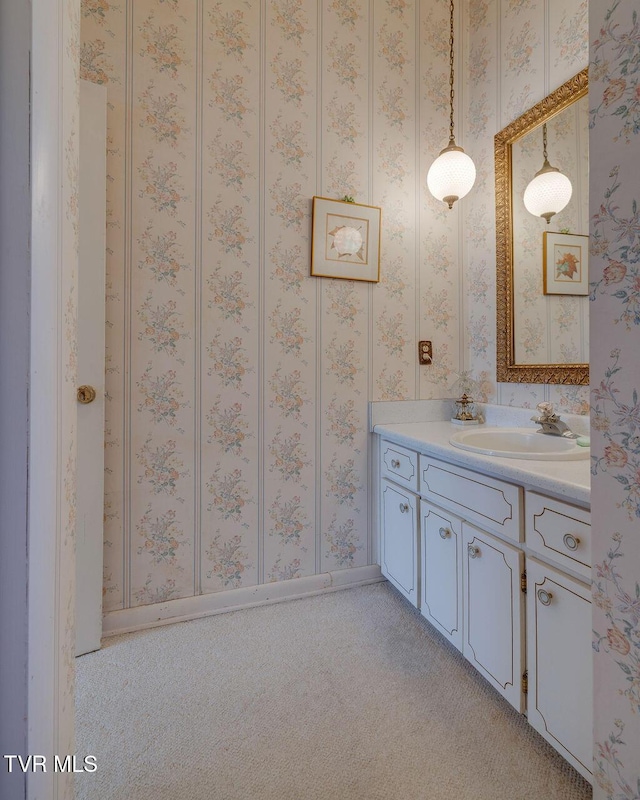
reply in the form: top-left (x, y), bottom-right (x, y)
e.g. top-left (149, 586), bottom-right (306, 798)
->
top-left (448, 0), bottom-right (456, 146)
top-left (426, 0), bottom-right (475, 208)
top-left (542, 123), bottom-right (548, 161)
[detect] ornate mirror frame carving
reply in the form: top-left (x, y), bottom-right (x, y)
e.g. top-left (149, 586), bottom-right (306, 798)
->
top-left (495, 68), bottom-right (589, 385)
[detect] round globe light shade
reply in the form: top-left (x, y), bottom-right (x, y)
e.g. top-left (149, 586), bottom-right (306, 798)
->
top-left (523, 169), bottom-right (572, 222)
top-left (427, 148), bottom-right (476, 207)
top-left (333, 225), bottom-right (363, 256)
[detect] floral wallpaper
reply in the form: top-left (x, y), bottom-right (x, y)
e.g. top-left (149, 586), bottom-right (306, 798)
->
top-left (60, 1), bottom-right (80, 796)
top-left (39, 0), bottom-right (81, 797)
top-left (589, 1), bottom-right (640, 795)
top-left (82, 0), bottom-right (467, 614)
top-left (81, 0), bottom-right (594, 622)
top-left (463, 0), bottom-right (591, 413)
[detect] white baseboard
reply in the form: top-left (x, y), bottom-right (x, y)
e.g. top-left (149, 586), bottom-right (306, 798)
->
top-left (102, 565), bottom-right (384, 637)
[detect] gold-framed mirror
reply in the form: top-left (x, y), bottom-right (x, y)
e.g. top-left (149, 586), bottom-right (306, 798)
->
top-left (495, 69), bottom-right (589, 385)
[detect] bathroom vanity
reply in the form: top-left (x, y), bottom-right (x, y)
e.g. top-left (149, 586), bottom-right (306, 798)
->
top-left (372, 414), bottom-right (592, 783)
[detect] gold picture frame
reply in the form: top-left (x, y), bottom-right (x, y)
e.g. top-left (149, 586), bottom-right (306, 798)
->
top-left (310, 196), bottom-right (381, 282)
top-left (543, 232), bottom-right (589, 295)
top-left (494, 68), bottom-right (589, 385)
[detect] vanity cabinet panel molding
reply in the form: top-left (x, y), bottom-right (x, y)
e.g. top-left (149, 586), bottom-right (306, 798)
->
top-left (380, 479), bottom-right (419, 607)
top-left (525, 491), bottom-right (591, 581)
top-left (381, 440), bottom-right (419, 493)
top-left (420, 455), bottom-right (523, 543)
top-left (526, 558), bottom-right (592, 781)
top-left (421, 504), bottom-right (463, 652)
top-left (374, 432), bottom-right (591, 780)
top-left (462, 524), bottom-right (525, 712)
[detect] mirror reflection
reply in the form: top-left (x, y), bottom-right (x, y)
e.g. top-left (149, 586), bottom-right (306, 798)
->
top-left (511, 95), bottom-right (589, 366)
top-left (495, 68), bottom-right (589, 385)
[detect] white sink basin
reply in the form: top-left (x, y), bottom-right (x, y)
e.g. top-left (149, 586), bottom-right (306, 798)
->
top-left (449, 427), bottom-right (589, 460)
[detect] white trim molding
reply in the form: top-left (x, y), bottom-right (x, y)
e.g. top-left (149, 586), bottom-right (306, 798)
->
top-left (28, 0), bottom-right (79, 798)
top-left (103, 566), bottom-right (384, 637)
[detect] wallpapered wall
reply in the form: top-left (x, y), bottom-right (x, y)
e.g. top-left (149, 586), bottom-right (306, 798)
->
top-left (59, 0), bottom-right (79, 780)
top-left (81, 0), bottom-right (593, 615)
top-left (589, 0), bottom-right (640, 795)
top-left (462, 0), bottom-right (590, 412)
top-left (81, 0), bottom-right (471, 612)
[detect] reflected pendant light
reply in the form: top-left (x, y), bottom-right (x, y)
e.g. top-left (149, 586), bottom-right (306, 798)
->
top-left (427, 0), bottom-right (476, 209)
top-left (523, 123), bottom-right (572, 224)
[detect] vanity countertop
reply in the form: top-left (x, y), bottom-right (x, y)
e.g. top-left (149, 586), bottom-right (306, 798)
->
top-left (374, 420), bottom-right (590, 507)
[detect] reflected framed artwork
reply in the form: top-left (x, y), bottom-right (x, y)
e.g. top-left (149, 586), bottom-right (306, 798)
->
top-left (310, 196), bottom-right (381, 282)
top-left (542, 232), bottom-right (589, 295)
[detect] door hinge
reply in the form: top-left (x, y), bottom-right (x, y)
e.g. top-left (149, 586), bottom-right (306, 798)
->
top-left (521, 571), bottom-right (527, 593)
top-left (522, 670), bottom-right (528, 695)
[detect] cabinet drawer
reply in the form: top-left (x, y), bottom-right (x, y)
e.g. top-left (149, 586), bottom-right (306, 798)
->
top-left (525, 492), bottom-right (590, 580)
top-left (419, 455), bottom-right (522, 543)
top-left (380, 440), bottom-right (418, 492)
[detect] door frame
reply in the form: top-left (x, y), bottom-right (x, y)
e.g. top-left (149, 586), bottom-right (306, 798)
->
top-left (27, 0), bottom-right (80, 797)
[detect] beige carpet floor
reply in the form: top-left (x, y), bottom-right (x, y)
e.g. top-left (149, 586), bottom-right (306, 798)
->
top-left (75, 582), bottom-right (592, 800)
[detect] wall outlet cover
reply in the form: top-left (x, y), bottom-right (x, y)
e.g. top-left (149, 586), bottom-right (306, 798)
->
top-left (419, 340), bottom-right (432, 365)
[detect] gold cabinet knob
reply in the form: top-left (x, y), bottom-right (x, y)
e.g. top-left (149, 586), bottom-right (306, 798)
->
top-left (77, 385), bottom-right (97, 404)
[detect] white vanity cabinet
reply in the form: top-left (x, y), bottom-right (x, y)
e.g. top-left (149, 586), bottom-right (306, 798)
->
top-left (526, 558), bottom-right (592, 779)
top-left (525, 491), bottom-right (591, 581)
top-left (380, 440), bottom-right (420, 607)
top-left (524, 493), bottom-right (593, 781)
top-left (376, 430), bottom-right (592, 781)
top-left (381, 439), bottom-right (419, 493)
top-left (418, 455), bottom-right (525, 710)
top-left (421, 503), bottom-right (463, 651)
top-left (463, 523), bottom-right (525, 712)
top-left (420, 504), bottom-right (525, 712)
top-left (419, 454), bottom-right (523, 543)
top-left (380, 479), bottom-right (419, 607)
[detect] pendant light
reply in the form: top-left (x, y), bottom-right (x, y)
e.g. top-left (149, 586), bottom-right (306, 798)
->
top-left (427, 0), bottom-right (476, 209)
top-left (523, 123), bottom-right (572, 224)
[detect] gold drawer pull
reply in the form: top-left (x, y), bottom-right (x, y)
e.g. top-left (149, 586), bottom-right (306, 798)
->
top-left (439, 527), bottom-right (451, 539)
top-left (399, 502), bottom-right (410, 514)
top-left (391, 458), bottom-right (401, 469)
top-left (467, 544), bottom-right (480, 559)
top-left (563, 533), bottom-right (580, 551)
top-left (537, 589), bottom-right (553, 606)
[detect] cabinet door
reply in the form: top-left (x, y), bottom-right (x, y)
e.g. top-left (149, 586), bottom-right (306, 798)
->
top-left (381, 479), bottom-right (419, 607)
top-left (527, 558), bottom-right (592, 781)
top-left (463, 524), bottom-right (525, 712)
top-left (421, 504), bottom-right (463, 652)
